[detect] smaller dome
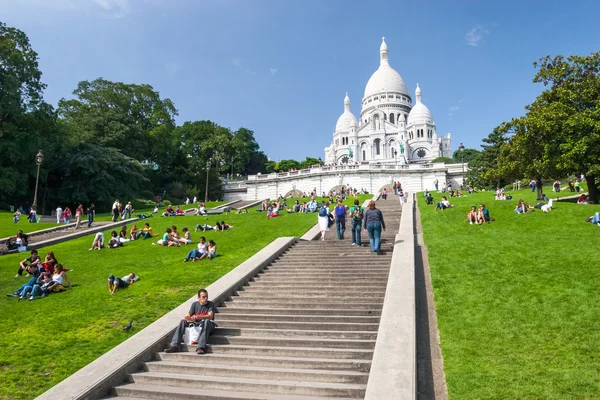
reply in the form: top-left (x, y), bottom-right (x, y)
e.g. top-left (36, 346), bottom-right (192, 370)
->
top-left (407, 84), bottom-right (433, 126)
top-left (336, 93), bottom-right (358, 132)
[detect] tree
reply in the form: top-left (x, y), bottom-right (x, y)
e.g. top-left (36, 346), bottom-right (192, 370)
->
top-left (525, 52), bottom-right (600, 202)
top-left (431, 156), bottom-right (454, 163)
top-left (467, 127), bottom-right (511, 189)
top-left (276, 159), bottom-right (301, 172)
top-left (0, 22), bottom-right (54, 206)
top-left (452, 148), bottom-right (480, 164)
top-left (300, 157), bottom-right (324, 169)
top-left (58, 78), bottom-right (178, 164)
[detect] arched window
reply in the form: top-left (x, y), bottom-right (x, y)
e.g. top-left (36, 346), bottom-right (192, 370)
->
top-left (362, 150), bottom-right (366, 160)
top-left (374, 139), bottom-right (381, 156)
top-left (360, 142), bottom-right (367, 161)
top-left (388, 140), bottom-right (396, 158)
top-left (390, 113), bottom-right (395, 124)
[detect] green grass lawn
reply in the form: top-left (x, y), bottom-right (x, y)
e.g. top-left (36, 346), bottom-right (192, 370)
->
top-left (0, 208), bottom-right (315, 400)
top-left (0, 212), bottom-right (62, 239)
top-left (93, 201), bottom-right (226, 222)
top-left (418, 188), bottom-right (600, 399)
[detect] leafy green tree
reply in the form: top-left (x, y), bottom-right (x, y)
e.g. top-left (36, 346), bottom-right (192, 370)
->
top-left (467, 127), bottom-right (511, 189)
top-left (525, 52), bottom-right (600, 202)
top-left (58, 78), bottom-right (178, 164)
top-left (276, 159), bottom-right (301, 172)
top-left (300, 157), bottom-right (323, 169)
top-left (431, 156), bottom-right (454, 163)
top-left (245, 151), bottom-right (269, 175)
top-left (452, 148), bottom-right (480, 164)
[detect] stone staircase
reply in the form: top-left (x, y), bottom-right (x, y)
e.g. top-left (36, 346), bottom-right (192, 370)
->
top-left (110, 199), bottom-right (401, 399)
top-left (231, 199), bottom-right (264, 210)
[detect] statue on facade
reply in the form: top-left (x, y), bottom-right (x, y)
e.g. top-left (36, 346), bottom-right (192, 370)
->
top-left (400, 143), bottom-right (405, 154)
top-left (349, 148), bottom-right (353, 159)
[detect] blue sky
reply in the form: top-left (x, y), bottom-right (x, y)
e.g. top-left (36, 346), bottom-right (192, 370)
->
top-left (2, 0), bottom-right (599, 161)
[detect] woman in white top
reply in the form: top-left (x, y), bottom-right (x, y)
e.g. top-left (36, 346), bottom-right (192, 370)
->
top-left (52, 264), bottom-right (71, 288)
top-left (318, 202), bottom-right (331, 241)
top-left (90, 232), bottom-right (104, 250)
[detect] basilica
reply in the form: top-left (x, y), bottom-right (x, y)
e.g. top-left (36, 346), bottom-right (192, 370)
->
top-left (324, 38), bottom-right (451, 165)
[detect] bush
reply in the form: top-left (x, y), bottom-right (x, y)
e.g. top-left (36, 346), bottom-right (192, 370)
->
top-left (162, 200), bottom-right (172, 207)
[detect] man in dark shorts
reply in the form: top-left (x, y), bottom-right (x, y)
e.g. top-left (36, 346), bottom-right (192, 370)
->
top-left (107, 273), bottom-right (139, 294)
top-left (165, 289), bottom-right (216, 355)
top-left (15, 249), bottom-right (41, 278)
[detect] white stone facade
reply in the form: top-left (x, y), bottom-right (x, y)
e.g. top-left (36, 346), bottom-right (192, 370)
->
top-left (324, 38), bottom-right (451, 165)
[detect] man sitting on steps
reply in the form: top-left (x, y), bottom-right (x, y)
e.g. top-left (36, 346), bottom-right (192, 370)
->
top-left (165, 289), bottom-right (216, 355)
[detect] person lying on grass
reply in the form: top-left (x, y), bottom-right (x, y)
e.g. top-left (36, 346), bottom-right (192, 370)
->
top-left (196, 240), bottom-right (217, 260)
top-left (195, 223), bottom-right (213, 232)
top-left (235, 208), bottom-right (249, 214)
top-left (434, 196), bottom-right (452, 211)
top-left (183, 236), bottom-right (208, 262)
top-left (585, 212), bottom-right (600, 226)
top-left (15, 249), bottom-right (41, 278)
top-left (136, 223), bottom-right (157, 240)
top-left (107, 273), bottom-right (139, 294)
top-left (218, 221), bottom-right (232, 231)
top-left (165, 288), bottom-right (216, 355)
top-left (90, 232), bottom-right (104, 250)
top-left (108, 231), bottom-right (124, 248)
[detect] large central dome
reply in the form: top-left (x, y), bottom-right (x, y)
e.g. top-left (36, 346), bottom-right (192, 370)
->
top-left (363, 38), bottom-right (408, 98)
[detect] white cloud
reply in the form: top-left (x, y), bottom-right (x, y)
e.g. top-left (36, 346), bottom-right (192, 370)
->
top-left (465, 24), bottom-right (491, 47)
top-left (270, 68), bottom-right (278, 76)
top-left (92, 0), bottom-right (130, 18)
top-left (232, 58), bottom-right (242, 67)
top-left (448, 100), bottom-right (464, 117)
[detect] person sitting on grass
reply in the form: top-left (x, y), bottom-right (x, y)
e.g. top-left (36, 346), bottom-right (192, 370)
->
top-left (434, 196), bottom-right (452, 211)
top-left (41, 251), bottom-right (58, 274)
top-left (15, 249), bottom-right (41, 278)
top-left (195, 223), bottom-right (213, 232)
top-left (90, 232), bottom-right (104, 250)
top-left (170, 226), bottom-right (181, 246)
top-left (107, 273), bottom-right (139, 294)
top-left (165, 289), bottom-right (216, 355)
top-left (129, 224), bottom-right (138, 240)
top-left (197, 240), bottom-right (217, 260)
top-left (13, 209), bottom-right (21, 224)
top-left (577, 194), bottom-right (590, 204)
top-left (119, 225), bottom-right (129, 241)
top-left (478, 204), bottom-right (491, 223)
top-left (108, 231), bottom-right (124, 248)
top-left (467, 206), bottom-right (478, 224)
top-left (175, 206), bottom-right (185, 216)
top-left (196, 203), bottom-right (207, 216)
top-left (7, 275), bottom-right (38, 298)
top-left (161, 205), bottom-right (175, 217)
top-left (514, 199), bottom-right (532, 214)
top-left (183, 236), bottom-right (208, 262)
top-left (155, 227), bottom-right (172, 246)
top-left (19, 272), bottom-right (58, 301)
top-left (267, 203), bottom-right (280, 218)
top-left (136, 223), bottom-right (157, 240)
top-left (181, 227), bottom-right (192, 244)
top-left (51, 264), bottom-right (71, 291)
top-left (235, 208), bottom-right (249, 215)
top-left (152, 204), bottom-right (159, 214)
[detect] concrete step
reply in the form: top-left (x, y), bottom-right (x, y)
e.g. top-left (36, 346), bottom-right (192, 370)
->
top-left (224, 300), bottom-right (383, 309)
top-left (244, 283), bottom-right (387, 290)
top-left (257, 271), bottom-right (389, 277)
top-left (233, 292), bottom-right (384, 300)
top-left (237, 288), bottom-right (386, 296)
top-left (215, 320), bottom-right (379, 332)
top-left (128, 372), bottom-right (367, 397)
top-left (114, 383), bottom-right (356, 400)
top-left (213, 328), bottom-right (377, 340)
top-left (218, 306), bottom-right (382, 316)
top-left (201, 344), bottom-right (374, 359)
top-left (250, 279), bottom-right (388, 286)
top-left (266, 264), bottom-right (390, 269)
top-left (215, 313), bottom-right (380, 323)
top-left (144, 361), bottom-right (369, 384)
top-left (207, 335), bottom-right (376, 350)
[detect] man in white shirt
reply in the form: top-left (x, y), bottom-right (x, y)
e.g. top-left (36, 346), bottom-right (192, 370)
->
top-left (55, 206), bottom-right (63, 224)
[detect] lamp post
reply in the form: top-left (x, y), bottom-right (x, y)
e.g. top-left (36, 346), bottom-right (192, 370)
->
top-left (458, 143), bottom-right (465, 189)
top-left (32, 150), bottom-right (44, 211)
top-left (204, 158), bottom-right (211, 203)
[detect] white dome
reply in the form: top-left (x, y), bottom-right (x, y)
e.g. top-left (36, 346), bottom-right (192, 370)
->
top-left (407, 84), bottom-right (434, 125)
top-left (363, 38), bottom-right (408, 98)
top-left (335, 93), bottom-right (358, 132)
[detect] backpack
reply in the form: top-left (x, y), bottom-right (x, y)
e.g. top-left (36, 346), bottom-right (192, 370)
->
top-left (318, 207), bottom-right (328, 217)
top-left (351, 206), bottom-right (364, 220)
top-left (335, 206), bottom-right (345, 217)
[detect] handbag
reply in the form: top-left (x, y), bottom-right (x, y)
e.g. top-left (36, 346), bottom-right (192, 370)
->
top-left (183, 323), bottom-right (203, 345)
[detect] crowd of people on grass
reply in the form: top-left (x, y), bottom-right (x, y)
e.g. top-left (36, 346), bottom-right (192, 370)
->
top-left (8, 249), bottom-right (71, 301)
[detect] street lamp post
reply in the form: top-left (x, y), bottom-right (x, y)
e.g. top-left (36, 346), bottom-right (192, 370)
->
top-left (459, 143), bottom-right (465, 189)
top-left (32, 150), bottom-right (44, 211)
top-left (204, 159), bottom-right (211, 203)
